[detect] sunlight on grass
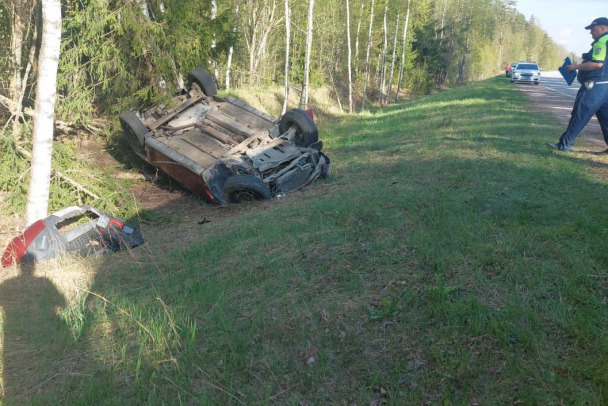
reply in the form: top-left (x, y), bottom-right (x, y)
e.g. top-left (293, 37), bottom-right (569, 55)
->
top-left (7, 77), bottom-right (608, 405)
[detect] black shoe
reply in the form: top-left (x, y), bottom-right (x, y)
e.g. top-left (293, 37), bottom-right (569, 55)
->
top-left (592, 148), bottom-right (608, 155)
top-left (546, 142), bottom-right (571, 152)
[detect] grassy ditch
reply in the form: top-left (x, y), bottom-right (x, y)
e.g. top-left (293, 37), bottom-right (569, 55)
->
top-left (4, 77), bottom-right (608, 405)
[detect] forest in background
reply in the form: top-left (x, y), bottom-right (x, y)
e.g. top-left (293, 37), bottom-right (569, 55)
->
top-left (1, 0), bottom-right (575, 127)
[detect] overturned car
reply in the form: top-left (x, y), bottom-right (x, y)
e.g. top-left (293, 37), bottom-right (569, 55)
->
top-left (119, 68), bottom-right (330, 206)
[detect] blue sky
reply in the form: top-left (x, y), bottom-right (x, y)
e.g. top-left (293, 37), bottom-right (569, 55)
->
top-left (514, 0), bottom-right (605, 56)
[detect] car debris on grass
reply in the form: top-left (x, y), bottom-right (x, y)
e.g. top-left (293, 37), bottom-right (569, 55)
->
top-left (2, 205), bottom-right (145, 267)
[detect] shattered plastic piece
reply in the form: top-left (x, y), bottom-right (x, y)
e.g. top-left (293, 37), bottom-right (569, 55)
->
top-left (2, 205), bottom-right (145, 267)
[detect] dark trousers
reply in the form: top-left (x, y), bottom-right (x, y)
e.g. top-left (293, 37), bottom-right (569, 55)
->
top-left (559, 82), bottom-right (608, 149)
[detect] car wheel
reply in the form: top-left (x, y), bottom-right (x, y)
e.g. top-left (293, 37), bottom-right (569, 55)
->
top-left (187, 68), bottom-right (217, 97)
top-left (223, 175), bottom-right (271, 203)
top-left (278, 109), bottom-right (319, 147)
top-left (119, 112), bottom-right (147, 159)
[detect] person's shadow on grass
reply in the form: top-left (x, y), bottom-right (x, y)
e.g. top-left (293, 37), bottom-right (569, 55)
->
top-left (0, 262), bottom-right (73, 404)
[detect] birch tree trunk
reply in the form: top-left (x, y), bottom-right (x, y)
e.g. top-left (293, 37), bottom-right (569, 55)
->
top-left (25, 0), bottom-right (61, 226)
top-left (396, 0), bottom-right (410, 101)
top-left (9, 1), bottom-right (36, 139)
top-left (13, 31), bottom-right (38, 139)
top-left (457, 30), bottom-right (470, 84)
top-left (210, 0), bottom-right (219, 81)
top-left (354, 0), bottom-right (365, 75)
top-left (378, 4), bottom-right (388, 105)
top-left (245, 0), bottom-right (280, 86)
top-left (298, 0), bottom-right (314, 110)
top-left (9, 2), bottom-right (25, 104)
top-left (226, 0), bottom-right (241, 90)
top-left (9, 5), bottom-right (23, 136)
top-left (136, 0), bottom-right (151, 20)
top-left (281, 0), bottom-right (291, 115)
top-left (361, 0), bottom-right (374, 111)
top-left (439, 0), bottom-right (447, 42)
top-left (346, 0), bottom-right (353, 114)
top-left (497, 25), bottom-right (504, 71)
top-left (386, 13), bottom-right (399, 104)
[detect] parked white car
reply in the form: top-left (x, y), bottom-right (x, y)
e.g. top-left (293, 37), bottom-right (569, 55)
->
top-left (511, 62), bottom-right (541, 85)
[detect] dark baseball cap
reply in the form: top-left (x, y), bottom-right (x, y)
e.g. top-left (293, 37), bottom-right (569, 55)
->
top-left (585, 17), bottom-right (608, 29)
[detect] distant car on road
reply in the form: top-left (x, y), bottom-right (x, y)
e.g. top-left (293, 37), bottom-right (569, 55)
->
top-left (511, 62), bottom-right (541, 85)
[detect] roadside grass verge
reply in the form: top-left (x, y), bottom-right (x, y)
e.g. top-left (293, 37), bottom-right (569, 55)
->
top-left (5, 77), bottom-right (608, 405)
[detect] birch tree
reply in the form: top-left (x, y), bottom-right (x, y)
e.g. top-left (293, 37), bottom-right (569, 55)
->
top-left (354, 0), bottom-right (365, 74)
top-left (281, 0), bottom-right (291, 115)
top-left (25, 0), bottom-right (61, 226)
top-left (242, 0), bottom-right (282, 86)
top-left (378, 4), bottom-right (388, 105)
top-left (386, 12), bottom-right (399, 104)
top-left (226, 0), bottom-right (241, 90)
top-left (361, 0), bottom-right (374, 111)
top-left (346, 0), bottom-right (353, 114)
top-left (136, 0), bottom-right (151, 20)
top-left (298, 0), bottom-right (314, 110)
top-left (210, 0), bottom-right (219, 81)
top-left (8, 0), bottom-right (36, 139)
top-left (396, 0), bottom-right (411, 101)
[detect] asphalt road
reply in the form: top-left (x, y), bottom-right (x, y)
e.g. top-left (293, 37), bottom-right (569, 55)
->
top-left (512, 71), bottom-right (605, 150)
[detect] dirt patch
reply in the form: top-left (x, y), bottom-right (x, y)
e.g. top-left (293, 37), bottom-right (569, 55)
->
top-left (0, 137), bottom-right (235, 266)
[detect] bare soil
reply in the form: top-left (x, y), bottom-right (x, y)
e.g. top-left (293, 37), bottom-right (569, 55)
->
top-left (0, 138), bottom-right (239, 267)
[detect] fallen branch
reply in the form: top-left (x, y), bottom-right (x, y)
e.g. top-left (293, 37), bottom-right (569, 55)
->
top-left (16, 144), bottom-right (100, 200)
top-left (0, 93), bottom-right (34, 117)
top-left (0, 93), bottom-right (98, 135)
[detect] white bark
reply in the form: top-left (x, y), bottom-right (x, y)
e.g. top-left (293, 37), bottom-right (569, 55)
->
top-left (25, 0), bottom-right (62, 226)
top-left (244, 0), bottom-right (281, 86)
top-left (9, 3), bottom-right (24, 104)
top-left (354, 0), bottom-right (365, 74)
top-left (226, 0), bottom-right (241, 90)
top-left (361, 0), bottom-right (374, 111)
top-left (211, 0), bottom-right (219, 81)
top-left (346, 0), bottom-right (353, 114)
top-left (387, 13), bottom-right (399, 104)
top-left (439, 0), bottom-right (447, 41)
top-left (281, 0), bottom-right (291, 115)
top-left (137, 0), bottom-right (151, 20)
top-left (9, 1), bottom-right (37, 138)
top-left (298, 0), bottom-right (314, 110)
top-left (396, 0), bottom-right (410, 101)
top-left (378, 5), bottom-right (387, 105)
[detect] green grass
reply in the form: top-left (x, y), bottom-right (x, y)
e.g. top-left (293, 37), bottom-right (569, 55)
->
top-left (5, 77), bottom-right (608, 405)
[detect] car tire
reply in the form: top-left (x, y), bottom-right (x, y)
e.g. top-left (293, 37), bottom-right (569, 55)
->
top-left (119, 112), bottom-right (147, 159)
top-left (278, 109), bottom-right (319, 147)
top-left (223, 175), bottom-right (271, 203)
top-left (188, 68), bottom-right (217, 97)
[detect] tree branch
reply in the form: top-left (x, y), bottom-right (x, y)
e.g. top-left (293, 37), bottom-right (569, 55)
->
top-left (15, 144), bottom-right (100, 200)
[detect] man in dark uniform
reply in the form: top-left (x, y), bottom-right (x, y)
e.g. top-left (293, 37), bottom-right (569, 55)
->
top-left (546, 17), bottom-right (608, 153)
